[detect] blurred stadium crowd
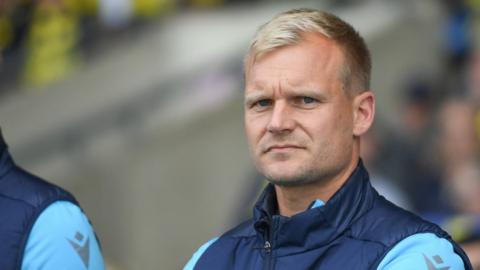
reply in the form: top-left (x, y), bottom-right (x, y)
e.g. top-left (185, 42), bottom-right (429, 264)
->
top-left (362, 0), bottom-right (480, 267)
top-left (0, 0), bottom-right (265, 91)
top-left (1, 0), bottom-right (480, 269)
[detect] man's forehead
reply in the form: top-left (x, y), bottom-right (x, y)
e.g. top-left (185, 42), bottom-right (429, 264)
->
top-left (247, 41), bottom-right (343, 78)
top-left (246, 72), bottom-right (309, 90)
top-left (250, 33), bottom-right (342, 64)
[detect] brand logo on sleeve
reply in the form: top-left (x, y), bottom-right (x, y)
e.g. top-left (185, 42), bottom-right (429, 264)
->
top-left (423, 254), bottom-right (450, 270)
top-left (68, 232), bottom-right (90, 268)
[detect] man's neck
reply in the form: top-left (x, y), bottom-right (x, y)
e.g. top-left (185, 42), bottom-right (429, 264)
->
top-left (274, 158), bottom-right (359, 217)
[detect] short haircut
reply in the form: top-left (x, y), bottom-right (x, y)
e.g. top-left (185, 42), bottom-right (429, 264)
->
top-left (245, 8), bottom-right (371, 94)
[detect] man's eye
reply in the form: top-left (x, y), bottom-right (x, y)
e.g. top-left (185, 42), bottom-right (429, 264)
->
top-left (256, 99), bottom-right (272, 107)
top-left (299, 97), bottom-right (317, 105)
top-left (302, 97), bottom-right (316, 104)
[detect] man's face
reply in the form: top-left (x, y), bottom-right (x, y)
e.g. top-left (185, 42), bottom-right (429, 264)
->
top-left (244, 34), bottom-right (357, 186)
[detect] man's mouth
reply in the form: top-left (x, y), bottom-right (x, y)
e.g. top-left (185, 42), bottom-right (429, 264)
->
top-left (265, 145), bottom-right (304, 153)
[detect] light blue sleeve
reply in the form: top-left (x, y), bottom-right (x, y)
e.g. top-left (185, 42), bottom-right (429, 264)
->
top-left (377, 233), bottom-right (465, 270)
top-left (183, 237), bottom-right (219, 270)
top-left (21, 201), bottom-right (105, 270)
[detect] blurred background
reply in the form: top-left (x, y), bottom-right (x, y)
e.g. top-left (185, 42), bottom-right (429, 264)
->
top-left (0, 0), bottom-right (479, 269)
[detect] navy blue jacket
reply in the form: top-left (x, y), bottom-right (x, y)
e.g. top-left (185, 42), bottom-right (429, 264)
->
top-left (0, 133), bottom-right (79, 269)
top-left (193, 161), bottom-right (472, 269)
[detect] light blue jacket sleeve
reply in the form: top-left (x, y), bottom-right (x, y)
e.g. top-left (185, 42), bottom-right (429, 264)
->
top-left (377, 233), bottom-right (465, 270)
top-left (183, 237), bottom-right (219, 270)
top-left (21, 201), bottom-right (105, 270)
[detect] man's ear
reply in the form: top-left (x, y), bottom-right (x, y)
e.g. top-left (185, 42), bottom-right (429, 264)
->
top-left (352, 91), bottom-right (375, 136)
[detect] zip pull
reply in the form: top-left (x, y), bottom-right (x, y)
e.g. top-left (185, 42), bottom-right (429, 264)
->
top-left (264, 241), bottom-right (272, 253)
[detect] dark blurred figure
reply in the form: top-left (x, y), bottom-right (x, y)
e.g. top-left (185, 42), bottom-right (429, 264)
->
top-left (402, 97), bottom-right (479, 216)
top-left (0, 0), bottom-right (34, 92)
top-left (382, 76), bottom-right (448, 214)
top-left (441, 0), bottom-right (474, 95)
top-left (436, 98), bottom-right (479, 178)
top-left (360, 128), bottom-right (412, 210)
top-left (423, 99), bottom-right (480, 269)
top-left (467, 51), bottom-right (480, 144)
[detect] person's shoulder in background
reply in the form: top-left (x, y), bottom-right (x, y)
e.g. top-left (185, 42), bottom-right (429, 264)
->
top-left (21, 201), bottom-right (105, 270)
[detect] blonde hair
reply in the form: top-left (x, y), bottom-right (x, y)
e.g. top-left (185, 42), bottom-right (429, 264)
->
top-left (245, 8), bottom-right (371, 94)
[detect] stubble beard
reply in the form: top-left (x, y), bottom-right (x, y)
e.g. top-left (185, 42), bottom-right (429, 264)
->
top-left (257, 158), bottom-right (328, 187)
top-left (251, 135), bottom-right (351, 187)
top-left (266, 172), bottom-right (320, 187)
top-left (255, 145), bottom-right (351, 188)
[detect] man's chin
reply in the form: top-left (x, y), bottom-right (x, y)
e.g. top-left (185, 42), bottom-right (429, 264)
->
top-left (263, 170), bottom-right (315, 187)
top-left (266, 177), bottom-right (316, 187)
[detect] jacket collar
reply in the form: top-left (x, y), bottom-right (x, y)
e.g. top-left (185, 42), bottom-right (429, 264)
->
top-left (0, 130), bottom-right (14, 179)
top-left (253, 160), bottom-right (376, 256)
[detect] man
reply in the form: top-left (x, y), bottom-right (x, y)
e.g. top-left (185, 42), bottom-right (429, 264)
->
top-left (184, 9), bottom-right (473, 270)
top-left (0, 130), bottom-right (105, 269)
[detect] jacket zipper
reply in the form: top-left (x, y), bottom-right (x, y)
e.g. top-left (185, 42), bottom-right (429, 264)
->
top-left (264, 240), bottom-right (272, 270)
top-left (264, 217), bottom-right (277, 270)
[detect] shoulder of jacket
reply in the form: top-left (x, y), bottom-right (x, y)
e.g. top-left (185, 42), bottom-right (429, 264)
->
top-left (351, 195), bottom-right (446, 247)
top-left (0, 164), bottom-right (77, 208)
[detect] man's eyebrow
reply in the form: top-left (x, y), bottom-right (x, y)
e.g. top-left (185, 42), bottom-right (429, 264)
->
top-left (288, 88), bottom-right (329, 100)
top-left (244, 91), bottom-right (268, 106)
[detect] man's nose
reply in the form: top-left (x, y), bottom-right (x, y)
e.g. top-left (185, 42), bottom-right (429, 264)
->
top-left (267, 101), bottom-right (295, 134)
